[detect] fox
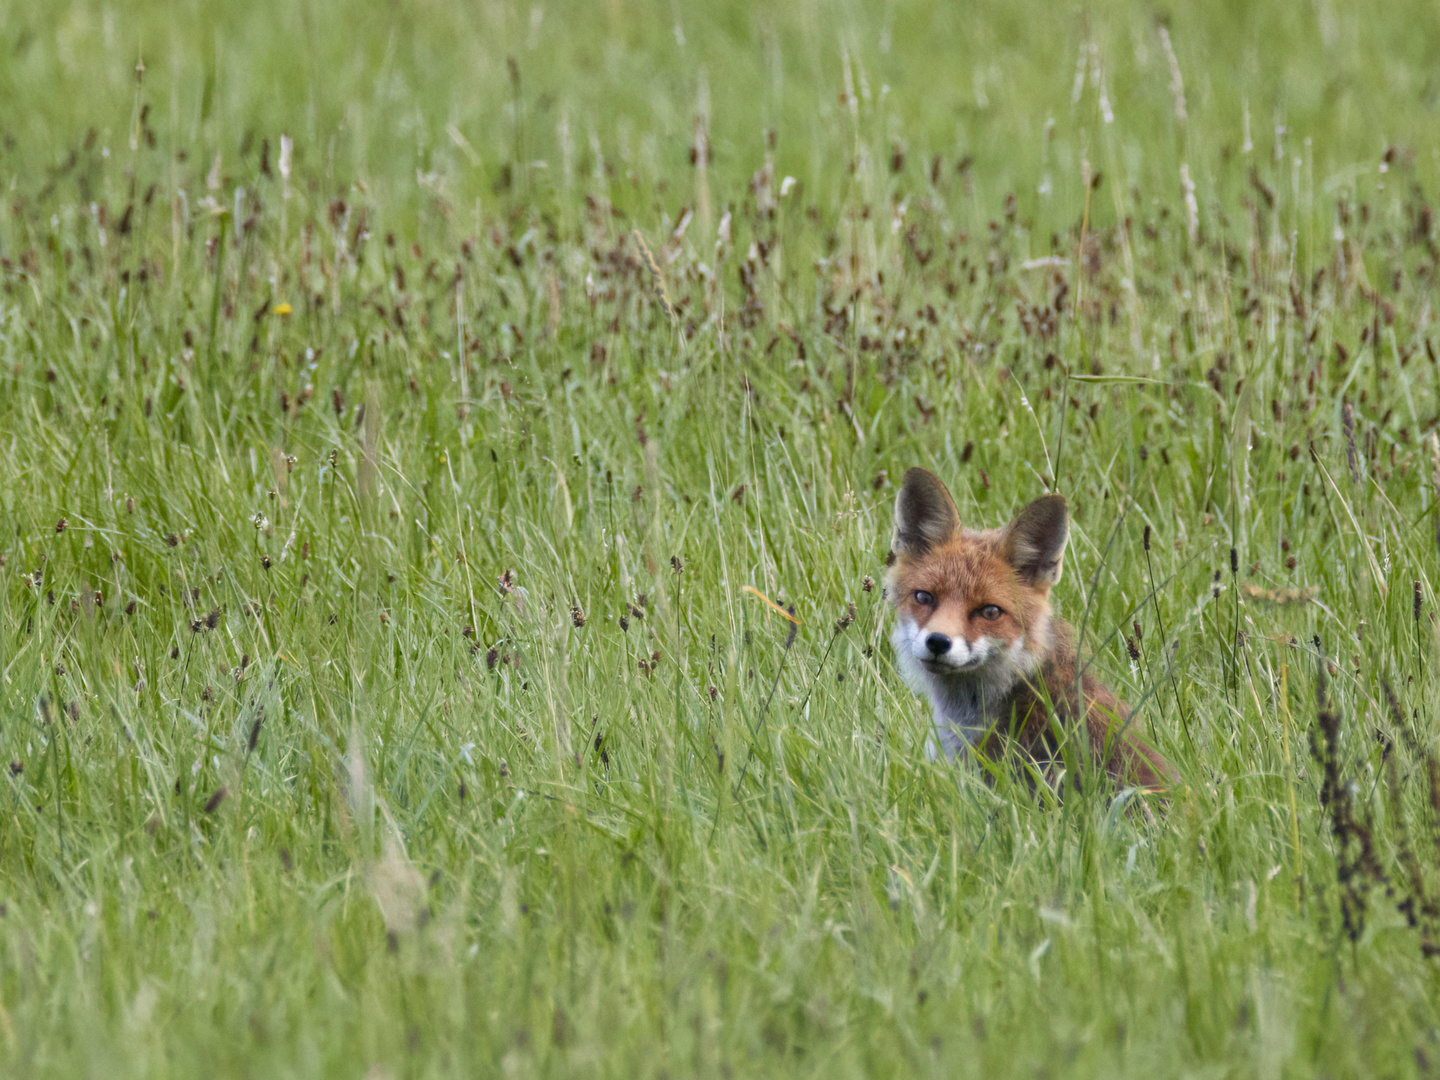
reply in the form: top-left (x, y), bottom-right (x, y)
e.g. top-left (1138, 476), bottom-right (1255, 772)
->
top-left (885, 467), bottom-right (1175, 792)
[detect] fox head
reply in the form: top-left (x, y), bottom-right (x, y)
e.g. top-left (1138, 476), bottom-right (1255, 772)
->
top-left (886, 467), bottom-right (1067, 683)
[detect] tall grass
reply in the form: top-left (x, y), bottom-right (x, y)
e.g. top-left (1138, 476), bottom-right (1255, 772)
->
top-left (2, 0), bottom-right (1440, 1075)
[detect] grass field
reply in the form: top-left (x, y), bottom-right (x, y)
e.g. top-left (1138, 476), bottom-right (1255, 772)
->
top-left (4, 1), bottom-right (1440, 1075)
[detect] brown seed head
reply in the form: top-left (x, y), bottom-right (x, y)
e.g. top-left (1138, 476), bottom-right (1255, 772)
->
top-left (1342, 401), bottom-right (1359, 483)
top-left (631, 228), bottom-right (675, 320)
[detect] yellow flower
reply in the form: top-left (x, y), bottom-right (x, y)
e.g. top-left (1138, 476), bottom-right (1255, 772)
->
top-left (274, 302), bottom-right (293, 316)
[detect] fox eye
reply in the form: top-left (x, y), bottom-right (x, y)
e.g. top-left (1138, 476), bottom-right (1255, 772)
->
top-left (913, 590), bottom-right (935, 606)
top-left (977, 604), bottom-right (1003, 621)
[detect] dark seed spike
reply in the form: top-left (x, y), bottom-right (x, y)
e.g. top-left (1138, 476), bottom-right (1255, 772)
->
top-left (1342, 401), bottom-right (1360, 483)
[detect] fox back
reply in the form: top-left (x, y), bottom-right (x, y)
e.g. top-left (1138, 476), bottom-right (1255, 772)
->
top-left (886, 467), bottom-right (1174, 791)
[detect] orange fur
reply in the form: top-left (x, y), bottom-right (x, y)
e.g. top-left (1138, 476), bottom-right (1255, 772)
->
top-left (886, 468), bottom-right (1174, 791)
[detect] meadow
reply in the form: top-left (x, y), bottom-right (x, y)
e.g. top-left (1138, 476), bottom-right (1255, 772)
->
top-left (3, 0), bottom-right (1440, 1075)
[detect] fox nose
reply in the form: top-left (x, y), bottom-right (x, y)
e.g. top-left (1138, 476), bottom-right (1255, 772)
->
top-left (924, 633), bottom-right (951, 656)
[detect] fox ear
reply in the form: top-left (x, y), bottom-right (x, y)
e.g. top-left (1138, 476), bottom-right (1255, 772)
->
top-left (893, 468), bottom-right (961, 557)
top-left (1003, 494), bottom-right (1068, 586)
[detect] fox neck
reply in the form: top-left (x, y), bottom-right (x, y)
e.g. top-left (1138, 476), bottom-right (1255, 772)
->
top-left (892, 615), bottom-right (1051, 759)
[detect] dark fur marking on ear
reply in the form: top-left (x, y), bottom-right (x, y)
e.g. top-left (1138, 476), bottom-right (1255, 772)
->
top-left (1004, 494), bottom-right (1068, 585)
top-left (893, 467), bottom-right (960, 557)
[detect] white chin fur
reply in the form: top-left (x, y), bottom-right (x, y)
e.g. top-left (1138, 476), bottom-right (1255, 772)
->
top-left (892, 615), bottom-right (1043, 759)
